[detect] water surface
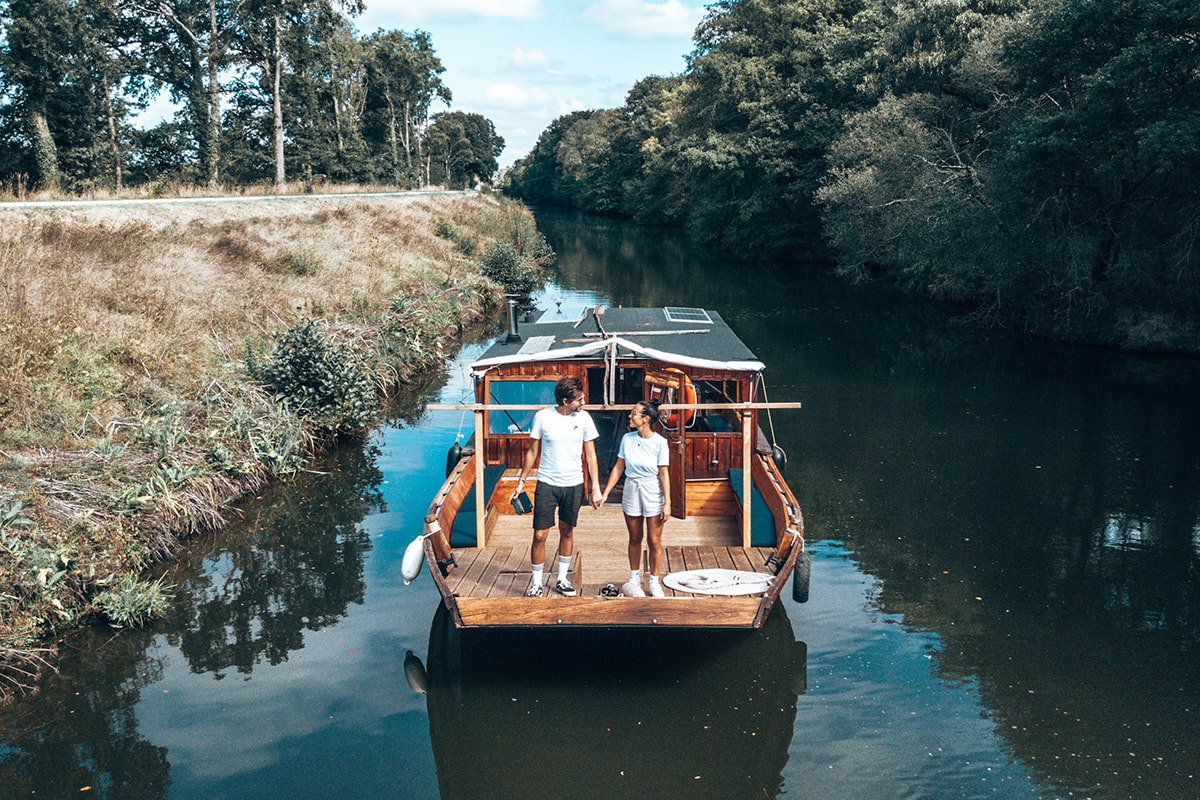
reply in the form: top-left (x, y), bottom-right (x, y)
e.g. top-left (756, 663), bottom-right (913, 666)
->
top-left (1, 210), bottom-right (1197, 800)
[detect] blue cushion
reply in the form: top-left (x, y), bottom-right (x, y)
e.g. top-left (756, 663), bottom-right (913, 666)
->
top-left (450, 465), bottom-right (506, 547)
top-left (727, 469), bottom-right (776, 547)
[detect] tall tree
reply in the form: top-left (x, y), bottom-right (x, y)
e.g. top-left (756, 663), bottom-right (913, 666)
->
top-left (360, 29), bottom-right (449, 186)
top-left (1, 0), bottom-right (74, 189)
top-left (1, 0), bottom-right (144, 191)
top-left (128, 0), bottom-right (248, 187)
top-left (237, 0), bottom-right (363, 189)
top-left (277, 4), bottom-right (366, 183)
top-left (424, 110), bottom-right (503, 188)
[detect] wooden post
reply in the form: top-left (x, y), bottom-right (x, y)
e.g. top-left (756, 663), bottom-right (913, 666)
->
top-left (741, 410), bottom-right (753, 547)
top-left (474, 409), bottom-right (487, 548)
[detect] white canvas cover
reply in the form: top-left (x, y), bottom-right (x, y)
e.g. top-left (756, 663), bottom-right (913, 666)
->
top-left (470, 335), bottom-right (765, 375)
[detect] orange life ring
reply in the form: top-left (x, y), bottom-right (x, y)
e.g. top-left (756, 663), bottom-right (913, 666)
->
top-left (649, 367), bottom-right (695, 428)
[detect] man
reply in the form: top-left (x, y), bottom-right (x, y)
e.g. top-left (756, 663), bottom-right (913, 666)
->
top-left (512, 376), bottom-right (601, 597)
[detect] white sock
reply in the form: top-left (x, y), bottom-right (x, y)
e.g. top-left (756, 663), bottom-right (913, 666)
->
top-left (629, 569), bottom-right (641, 584)
top-left (531, 563), bottom-right (544, 586)
top-left (557, 555), bottom-right (571, 582)
top-left (648, 575), bottom-right (660, 586)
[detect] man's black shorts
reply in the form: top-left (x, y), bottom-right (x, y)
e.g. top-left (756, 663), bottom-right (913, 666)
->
top-left (532, 481), bottom-right (584, 530)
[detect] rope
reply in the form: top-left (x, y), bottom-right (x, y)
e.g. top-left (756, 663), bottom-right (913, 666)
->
top-left (759, 374), bottom-right (784, 459)
top-left (758, 374), bottom-right (777, 448)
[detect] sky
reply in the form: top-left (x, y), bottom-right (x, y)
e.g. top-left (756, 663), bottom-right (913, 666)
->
top-left (350, 0), bottom-right (708, 166)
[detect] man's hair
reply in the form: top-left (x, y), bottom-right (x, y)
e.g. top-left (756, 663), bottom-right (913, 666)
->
top-left (554, 376), bottom-right (584, 405)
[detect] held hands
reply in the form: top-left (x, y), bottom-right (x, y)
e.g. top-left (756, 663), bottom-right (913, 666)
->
top-left (591, 487), bottom-right (604, 509)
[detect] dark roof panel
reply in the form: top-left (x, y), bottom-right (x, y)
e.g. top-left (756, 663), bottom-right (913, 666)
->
top-left (478, 306), bottom-right (759, 365)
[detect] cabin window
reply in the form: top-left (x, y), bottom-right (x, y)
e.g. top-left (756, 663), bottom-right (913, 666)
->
top-left (487, 380), bottom-right (557, 434)
top-left (586, 366), bottom-right (644, 405)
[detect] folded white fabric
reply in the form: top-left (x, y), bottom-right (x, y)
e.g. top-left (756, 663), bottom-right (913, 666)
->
top-left (663, 569), bottom-right (774, 596)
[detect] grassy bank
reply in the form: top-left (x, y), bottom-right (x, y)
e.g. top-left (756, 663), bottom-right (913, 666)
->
top-left (0, 191), bottom-right (548, 698)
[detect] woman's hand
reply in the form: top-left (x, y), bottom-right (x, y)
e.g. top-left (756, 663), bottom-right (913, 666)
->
top-left (660, 503), bottom-right (671, 522)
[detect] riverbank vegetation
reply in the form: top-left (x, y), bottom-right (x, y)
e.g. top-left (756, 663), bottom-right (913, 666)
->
top-left (505, 0), bottom-right (1200, 354)
top-left (0, 192), bottom-right (550, 699)
top-left (0, 2), bottom-right (503, 193)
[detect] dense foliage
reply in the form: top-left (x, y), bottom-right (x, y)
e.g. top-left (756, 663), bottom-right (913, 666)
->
top-left (0, 1), bottom-right (503, 191)
top-left (506, 0), bottom-right (1200, 351)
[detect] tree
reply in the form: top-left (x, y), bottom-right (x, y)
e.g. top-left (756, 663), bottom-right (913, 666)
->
top-left (277, 4), bottom-right (367, 183)
top-left (127, 0), bottom-right (248, 187)
top-left (425, 110), bottom-right (503, 188)
top-left (1, 0), bottom-right (75, 189)
top-left (1, 0), bottom-right (147, 191)
top-left (360, 29), bottom-right (449, 186)
top-left (236, 0), bottom-right (363, 190)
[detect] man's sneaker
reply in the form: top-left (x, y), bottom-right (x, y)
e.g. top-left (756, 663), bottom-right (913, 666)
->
top-left (526, 582), bottom-right (543, 597)
top-left (647, 579), bottom-right (665, 598)
top-left (554, 579), bottom-right (577, 596)
top-left (619, 579), bottom-right (645, 598)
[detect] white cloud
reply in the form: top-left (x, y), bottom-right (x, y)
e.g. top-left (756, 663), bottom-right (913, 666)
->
top-left (509, 47), bottom-right (552, 69)
top-left (484, 82), bottom-right (555, 110)
top-left (581, 0), bottom-right (704, 40)
top-left (361, 0), bottom-right (545, 23)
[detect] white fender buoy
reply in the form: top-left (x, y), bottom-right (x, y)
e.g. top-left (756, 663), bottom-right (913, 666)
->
top-left (402, 534), bottom-right (426, 585)
top-left (403, 650), bottom-right (428, 695)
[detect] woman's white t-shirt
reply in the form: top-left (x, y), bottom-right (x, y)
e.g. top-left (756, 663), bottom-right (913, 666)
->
top-left (531, 407), bottom-right (599, 487)
top-left (618, 431), bottom-right (670, 481)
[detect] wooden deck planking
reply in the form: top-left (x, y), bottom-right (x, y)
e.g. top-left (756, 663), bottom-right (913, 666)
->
top-left (475, 545), bottom-right (516, 597)
top-left (436, 495), bottom-right (784, 627)
top-left (485, 547), bottom-right (530, 598)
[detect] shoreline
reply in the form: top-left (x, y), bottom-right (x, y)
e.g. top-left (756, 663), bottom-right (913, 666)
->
top-left (0, 191), bottom-right (546, 698)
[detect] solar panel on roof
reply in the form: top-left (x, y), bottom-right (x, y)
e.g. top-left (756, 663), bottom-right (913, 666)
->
top-left (535, 306), bottom-right (588, 325)
top-left (663, 307), bottom-right (713, 324)
top-left (516, 335), bottom-right (556, 354)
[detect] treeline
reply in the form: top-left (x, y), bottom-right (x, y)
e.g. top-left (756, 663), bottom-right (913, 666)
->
top-left (0, 0), bottom-right (503, 192)
top-left (506, 0), bottom-right (1200, 352)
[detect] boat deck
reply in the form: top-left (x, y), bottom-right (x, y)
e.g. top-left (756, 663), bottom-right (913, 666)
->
top-left (437, 504), bottom-right (780, 628)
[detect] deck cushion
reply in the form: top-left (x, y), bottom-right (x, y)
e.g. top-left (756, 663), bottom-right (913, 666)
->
top-left (450, 465), bottom-right (506, 547)
top-left (727, 468), bottom-right (776, 547)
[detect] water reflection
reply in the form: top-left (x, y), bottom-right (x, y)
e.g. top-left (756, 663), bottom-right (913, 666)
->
top-left (0, 626), bottom-right (168, 798)
top-left (163, 443), bottom-right (383, 677)
top-left (0, 441), bottom-right (385, 796)
top-left (419, 603), bottom-right (805, 800)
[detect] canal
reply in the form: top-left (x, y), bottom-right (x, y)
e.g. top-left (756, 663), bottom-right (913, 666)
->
top-left (1, 209), bottom-right (1198, 799)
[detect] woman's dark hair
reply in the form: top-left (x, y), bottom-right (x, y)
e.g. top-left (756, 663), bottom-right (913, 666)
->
top-left (636, 399), bottom-right (660, 423)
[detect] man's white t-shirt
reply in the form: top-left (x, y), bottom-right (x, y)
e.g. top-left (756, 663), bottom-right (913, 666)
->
top-left (531, 406), bottom-right (599, 487)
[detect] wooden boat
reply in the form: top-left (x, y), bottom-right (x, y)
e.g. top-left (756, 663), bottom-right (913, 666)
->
top-left (415, 303), bottom-right (808, 629)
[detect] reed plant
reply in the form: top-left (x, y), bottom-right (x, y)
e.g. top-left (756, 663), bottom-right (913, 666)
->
top-left (0, 192), bottom-right (548, 699)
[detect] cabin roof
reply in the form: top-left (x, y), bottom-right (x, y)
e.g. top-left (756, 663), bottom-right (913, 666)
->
top-left (472, 306), bottom-right (764, 373)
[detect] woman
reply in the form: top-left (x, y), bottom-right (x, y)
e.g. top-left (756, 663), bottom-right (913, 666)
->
top-left (598, 400), bottom-right (671, 597)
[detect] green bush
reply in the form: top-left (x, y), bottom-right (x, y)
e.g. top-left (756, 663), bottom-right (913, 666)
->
top-left (480, 241), bottom-right (540, 295)
top-left (259, 319), bottom-right (380, 433)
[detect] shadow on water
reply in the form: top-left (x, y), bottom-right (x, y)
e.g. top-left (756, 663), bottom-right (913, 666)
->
top-left (417, 603), bottom-right (806, 800)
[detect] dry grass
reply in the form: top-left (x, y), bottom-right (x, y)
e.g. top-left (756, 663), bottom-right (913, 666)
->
top-left (0, 191), bottom-right (541, 697)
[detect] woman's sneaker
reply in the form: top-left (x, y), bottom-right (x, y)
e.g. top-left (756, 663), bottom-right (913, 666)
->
top-left (554, 579), bottom-right (577, 596)
top-left (619, 579), bottom-right (645, 597)
top-left (647, 579), bottom-right (665, 598)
